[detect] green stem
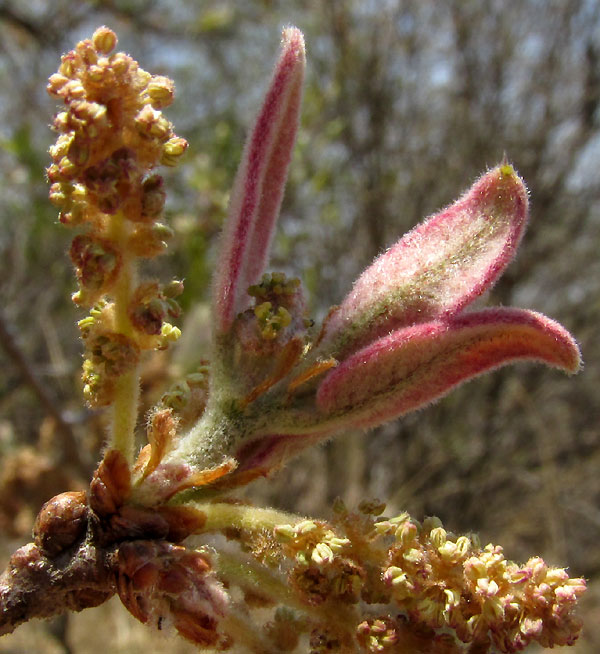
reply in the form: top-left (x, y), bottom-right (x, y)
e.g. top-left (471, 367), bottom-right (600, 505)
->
top-left (217, 550), bottom-right (299, 608)
top-left (110, 369), bottom-right (139, 462)
top-left (219, 610), bottom-right (277, 653)
top-left (108, 212), bottom-right (139, 464)
top-left (216, 549), bottom-right (358, 636)
top-left (186, 502), bottom-right (306, 532)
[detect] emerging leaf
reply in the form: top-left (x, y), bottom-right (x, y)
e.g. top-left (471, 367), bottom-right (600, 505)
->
top-left (316, 308), bottom-right (581, 430)
top-left (213, 27), bottom-right (305, 333)
top-left (317, 165), bottom-right (528, 359)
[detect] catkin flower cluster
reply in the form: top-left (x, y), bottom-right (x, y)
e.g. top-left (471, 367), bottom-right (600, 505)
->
top-left (267, 503), bottom-right (586, 653)
top-left (46, 26), bottom-right (187, 408)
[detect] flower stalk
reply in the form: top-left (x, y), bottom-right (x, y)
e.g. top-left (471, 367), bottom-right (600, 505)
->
top-left (107, 212), bottom-right (139, 461)
top-left (47, 26), bottom-right (187, 462)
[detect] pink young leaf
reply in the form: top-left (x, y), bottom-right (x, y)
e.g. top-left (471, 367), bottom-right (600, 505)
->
top-left (213, 27), bottom-right (305, 332)
top-left (187, 308), bottom-right (580, 488)
top-left (317, 165), bottom-right (528, 359)
top-left (316, 308), bottom-right (581, 431)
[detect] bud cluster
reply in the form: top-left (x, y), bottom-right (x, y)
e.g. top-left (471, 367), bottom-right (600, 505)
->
top-left (234, 273), bottom-right (307, 350)
top-left (264, 504), bottom-right (586, 653)
top-left (127, 280), bottom-right (183, 344)
top-left (160, 365), bottom-right (210, 429)
top-left (47, 26), bottom-right (188, 411)
top-left (226, 272), bottom-right (310, 404)
top-left (115, 539), bottom-right (230, 648)
top-left (47, 26), bottom-right (185, 221)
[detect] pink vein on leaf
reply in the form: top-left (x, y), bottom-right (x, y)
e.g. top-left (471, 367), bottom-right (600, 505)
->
top-left (213, 27), bottom-right (305, 332)
top-left (316, 308), bottom-right (581, 430)
top-left (319, 165), bottom-right (529, 358)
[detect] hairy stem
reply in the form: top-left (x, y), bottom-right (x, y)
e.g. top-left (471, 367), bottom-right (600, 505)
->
top-left (189, 502), bottom-right (305, 533)
top-left (220, 610), bottom-right (278, 653)
top-left (110, 369), bottom-right (139, 463)
top-left (108, 211), bottom-right (140, 464)
top-left (216, 549), bottom-right (358, 635)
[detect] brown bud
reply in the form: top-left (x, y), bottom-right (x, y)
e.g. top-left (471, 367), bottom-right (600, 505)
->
top-left (70, 234), bottom-right (121, 293)
top-left (128, 282), bottom-right (166, 335)
top-left (90, 449), bottom-right (132, 516)
top-left (88, 331), bottom-right (140, 376)
top-left (157, 506), bottom-right (207, 542)
top-left (9, 543), bottom-right (44, 570)
top-left (66, 588), bottom-right (114, 612)
top-left (33, 491), bottom-right (88, 557)
top-left (141, 174), bottom-right (166, 219)
top-left (116, 541), bottom-right (228, 646)
top-left (107, 505), bottom-right (171, 542)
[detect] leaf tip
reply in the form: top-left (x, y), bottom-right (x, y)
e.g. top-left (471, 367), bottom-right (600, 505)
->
top-left (282, 26), bottom-right (305, 58)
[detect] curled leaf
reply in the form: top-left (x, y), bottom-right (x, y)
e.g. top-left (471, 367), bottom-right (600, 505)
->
top-left (316, 308), bottom-right (581, 430)
top-left (318, 165), bottom-right (528, 358)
